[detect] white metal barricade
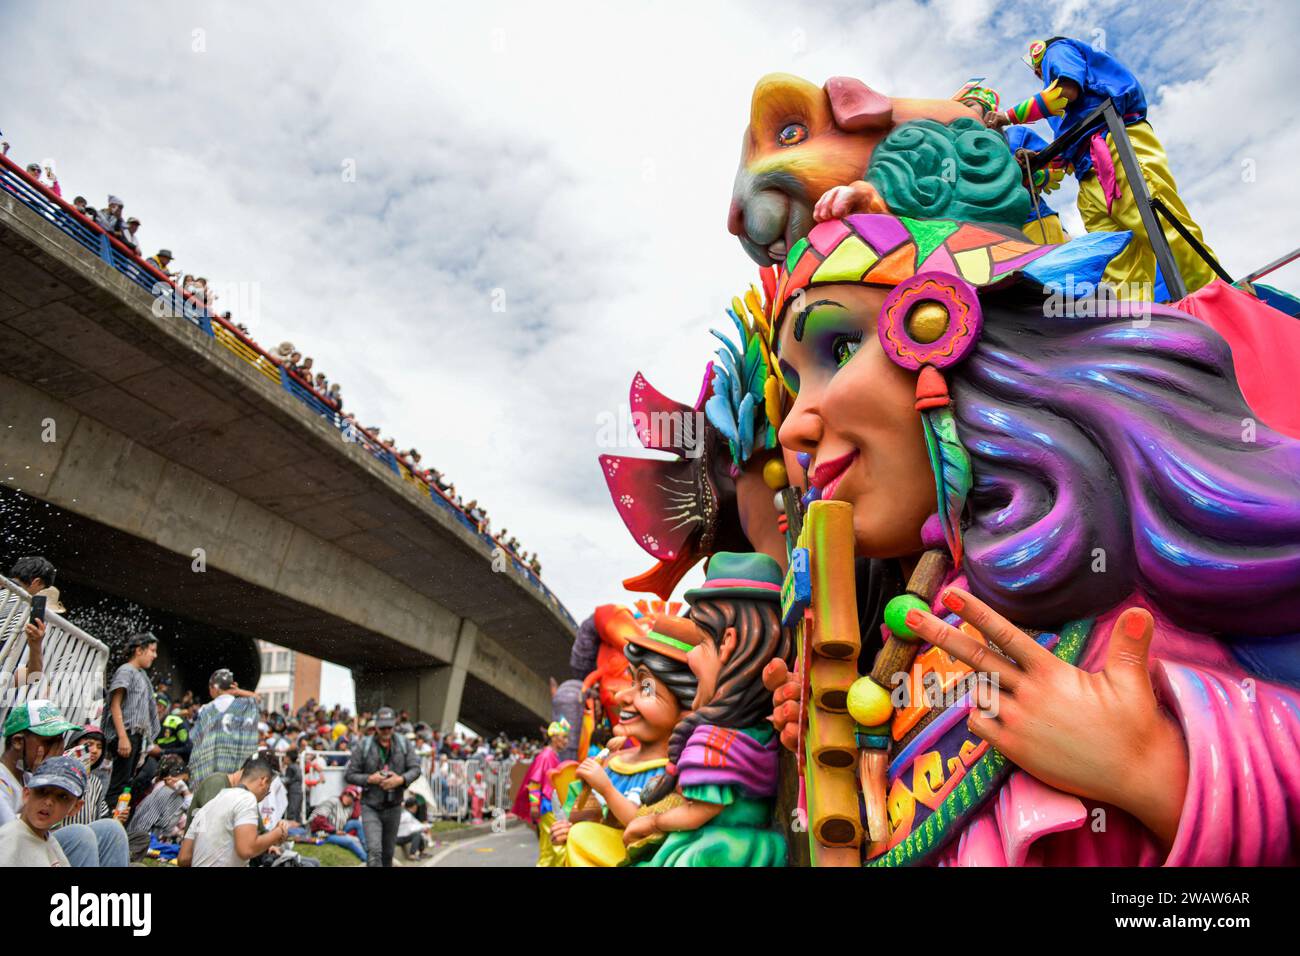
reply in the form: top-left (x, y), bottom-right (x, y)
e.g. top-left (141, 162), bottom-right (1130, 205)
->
top-left (420, 757), bottom-right (517, 821)
top-left (297, 749), bottom-right (520, 822)
top-left (0, 574), bottom-right (109, 732)
top-left (299, 750), bottom-right (351, 818)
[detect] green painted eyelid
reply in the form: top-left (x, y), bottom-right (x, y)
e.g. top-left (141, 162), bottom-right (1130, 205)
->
top-left (779, 360), bottom-right (801, 396)
top-left (795, 304), bottom-right (852, 343)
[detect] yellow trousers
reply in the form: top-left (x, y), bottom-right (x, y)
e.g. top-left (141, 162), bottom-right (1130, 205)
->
top-left (1023, 213), bottom-right (1065, 245)
top-left (535, 812), bottom-right (563, 867)
top-left (1075, 121), bottom-right (1216, 300)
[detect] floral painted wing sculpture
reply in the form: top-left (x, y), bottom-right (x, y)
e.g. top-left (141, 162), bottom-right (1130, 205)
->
top-left (599, 367), bottom-right (740, 599)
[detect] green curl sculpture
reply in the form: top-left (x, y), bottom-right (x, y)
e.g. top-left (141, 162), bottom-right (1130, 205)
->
top-left (867, 118), bottom-right (1030, 227)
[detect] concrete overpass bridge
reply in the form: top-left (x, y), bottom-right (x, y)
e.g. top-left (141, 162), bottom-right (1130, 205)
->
top-left (0, 156), bottom-right (575, 735)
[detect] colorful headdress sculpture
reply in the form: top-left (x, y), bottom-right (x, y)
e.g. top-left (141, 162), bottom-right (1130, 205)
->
top-left (547, 717), bottom-right (572, 739)
top-left (600, 288), bottom-right (785, 599)
top-left (769, 214), bottom-right (1129, 565)
top-left (705, 288), bottom-right (781, 469)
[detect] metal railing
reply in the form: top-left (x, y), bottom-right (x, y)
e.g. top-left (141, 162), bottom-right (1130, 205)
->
top-left (298, 750), bottom-right (518, 823)
top-left (1027, 98), bottom-right (1235, 303)
top-left (420, 757), bottom-right (516, 821)
top-left (0, 574), bottom-right (109, 732)
top-left (0, 154), bottom-right (574, 627)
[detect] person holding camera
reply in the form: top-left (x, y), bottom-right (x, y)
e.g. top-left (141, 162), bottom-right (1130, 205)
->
top-left (344, 706), bottom-right (420, 867)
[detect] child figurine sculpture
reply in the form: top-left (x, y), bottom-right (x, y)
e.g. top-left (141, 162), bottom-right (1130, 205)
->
top-left (624, 553), bottom-right (794, 867)
top-left (548, 619), bottom-right (696, 866)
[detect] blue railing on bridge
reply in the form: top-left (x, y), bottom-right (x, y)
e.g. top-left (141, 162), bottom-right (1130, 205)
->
top-left (0, 155), bottom-right (575, 628)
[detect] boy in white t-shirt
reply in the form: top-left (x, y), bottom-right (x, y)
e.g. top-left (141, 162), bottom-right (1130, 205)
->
top-left (178, 757), bottom-right (287, 867)
top-left (0, 756), bottom-right (87, 867)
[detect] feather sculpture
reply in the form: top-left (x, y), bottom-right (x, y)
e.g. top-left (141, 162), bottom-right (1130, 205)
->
top-left (920, 404), bottom-right (972, 567)
top-left (705, 289), bottom-right (778, 469)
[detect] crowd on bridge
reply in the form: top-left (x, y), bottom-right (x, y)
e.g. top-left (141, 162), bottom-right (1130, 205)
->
top-left (1, 553), bottom-right (546, 868)
top-left (0, 131), bottom-right (545, 579)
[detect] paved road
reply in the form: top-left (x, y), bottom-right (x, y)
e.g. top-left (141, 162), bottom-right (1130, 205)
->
top-left (425, 825), bottom-right (539, 867)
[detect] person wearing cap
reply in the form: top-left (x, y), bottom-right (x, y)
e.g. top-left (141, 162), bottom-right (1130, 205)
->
top-left (618, 552), bottom-right (792, 867)
top-left (1, 699), bottom-right (81, 827)
top-left (105, 632), bottom-right (161, 809)
top-left (121, 216), bottom-right (142, 252)
top-left (297, 784), bottom-right (366, 861)
top-left (986, 36), bottom-right (1216, 299)
top-left (1, 701), bottom-right (129, 867)
top-left (60, 725), bottom-right (119, 828)
top-left (344, 705), bottom-right (421, 867)
top-left (147, 248), bottom-right (175, 276)
top-left (0, 755), bottom-right (88, 866)
top-left (156, 709), bottom-right (192, 761)
top-left (95, 194), bottom-right (126, 238)
top-left (186, 667), bottom-right (262, 786)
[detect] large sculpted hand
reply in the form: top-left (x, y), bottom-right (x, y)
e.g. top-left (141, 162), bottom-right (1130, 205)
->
top-left (908, 587), bottom-right (1190, 847)
top-left (762, 658), bottom-right (803, 753)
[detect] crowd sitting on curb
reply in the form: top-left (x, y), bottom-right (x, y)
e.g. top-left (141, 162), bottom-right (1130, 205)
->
top-left (1, 555), bottom-right (547, 870)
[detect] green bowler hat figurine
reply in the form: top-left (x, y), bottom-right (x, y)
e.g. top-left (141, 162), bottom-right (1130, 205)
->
top-left (683, 551), bottom-right (784, 605)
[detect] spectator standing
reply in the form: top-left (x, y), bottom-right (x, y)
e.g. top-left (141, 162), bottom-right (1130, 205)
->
top-left (345, 706), bottom-right (420, 868)
top-left (282, 747), bottom-right (304, 822)
top-left (186, 668), bottom-right (261, 785)
top-left (105, 632), bottom-right (160, 810)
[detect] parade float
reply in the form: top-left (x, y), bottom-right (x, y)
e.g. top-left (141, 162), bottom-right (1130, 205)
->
top-left (571, 40), bottom-right (1300, 868)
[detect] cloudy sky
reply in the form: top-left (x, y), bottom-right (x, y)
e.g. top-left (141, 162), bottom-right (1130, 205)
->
top-left (3, 0), bottom-right (1297, 663)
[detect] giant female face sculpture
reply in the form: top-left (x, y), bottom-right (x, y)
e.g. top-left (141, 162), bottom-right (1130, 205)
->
top-left (772, 214), bottom-right (1300, 635)
top-left (767, 214), bottom-right (1300, 866)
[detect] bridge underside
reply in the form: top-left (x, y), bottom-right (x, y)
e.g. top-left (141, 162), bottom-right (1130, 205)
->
top-left (0, 191), bottom-right (574, 737)
top-left (0, 485), bottom-right (546, 735)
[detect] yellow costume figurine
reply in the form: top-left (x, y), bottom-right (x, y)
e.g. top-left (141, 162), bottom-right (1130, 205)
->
top-left (510, 718), bottom-right (569, 866)
top-left (989, 37), bottom-right (1216, 299)
top-left (549, 622), bottom-right (695, 866)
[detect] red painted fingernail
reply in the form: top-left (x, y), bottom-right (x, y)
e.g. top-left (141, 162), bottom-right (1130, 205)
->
top-left (1123, 610), bottom-right (1147, 638)
top-left (905, 609), bottom-right (924, 629)
top-left (942, 589), bottom-right (964, 612)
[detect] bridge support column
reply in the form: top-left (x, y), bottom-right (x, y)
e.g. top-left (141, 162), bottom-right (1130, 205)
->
top-left (353, 618), bottom-right (478, 734)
